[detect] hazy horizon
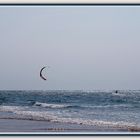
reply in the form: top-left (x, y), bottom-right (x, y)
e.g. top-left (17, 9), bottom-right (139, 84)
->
top-left (0, 6), bottom-right (140, 90)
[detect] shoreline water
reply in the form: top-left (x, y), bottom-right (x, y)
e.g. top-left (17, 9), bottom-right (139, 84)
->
top-left (0, 118), bottom-right (136, 132)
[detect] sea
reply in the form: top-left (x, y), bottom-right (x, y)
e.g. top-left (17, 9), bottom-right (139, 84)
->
top-left (0, 90), bottom-right (140, 131)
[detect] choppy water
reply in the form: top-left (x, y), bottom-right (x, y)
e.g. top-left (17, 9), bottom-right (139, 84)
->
top-left (0, 90), bottom-right (140, 130)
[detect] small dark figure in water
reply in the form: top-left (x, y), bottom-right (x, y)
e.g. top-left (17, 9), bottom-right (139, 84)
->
top-left (115, 90), bottom-right (118, 93)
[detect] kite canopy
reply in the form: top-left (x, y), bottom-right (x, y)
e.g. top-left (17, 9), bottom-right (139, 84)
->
top-left (40, 67), bottom-right (47, 81)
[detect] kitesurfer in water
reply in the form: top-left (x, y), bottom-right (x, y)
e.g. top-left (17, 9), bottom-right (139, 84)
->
top-left (115, 90), bottom-right (118, 93)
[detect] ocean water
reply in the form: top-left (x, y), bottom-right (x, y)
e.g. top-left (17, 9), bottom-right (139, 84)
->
top-left (0, 90), bottom-right (140, 130)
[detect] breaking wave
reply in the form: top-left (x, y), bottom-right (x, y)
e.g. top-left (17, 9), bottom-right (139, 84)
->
top-left (0, 105), bottom-right (139, 131)
top-left (34, 102), bottom-right (72, 108)
top-left (33, 102), bottom-right (132, 109)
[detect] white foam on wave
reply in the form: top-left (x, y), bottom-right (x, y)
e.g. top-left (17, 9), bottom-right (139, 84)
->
top-left (56, 117), bottom-right (137, 129)
top-left (0, 105), bottom-right (57, 121)
top-left (0, 105), bottom-right (138, 130)
top-left (0, 105), bottom-right (25, 112)
top-left (14, 110), bottom-right (139, 130)
top-left (91, 104), bottom-right (133, 108)
top-left (34, 102), bottom-right (72, 109)
top-left (14, 110), bottom-right (58, 121)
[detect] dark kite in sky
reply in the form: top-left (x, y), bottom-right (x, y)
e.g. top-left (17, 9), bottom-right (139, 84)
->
top-left (40, 67), bottom-right (47, 81)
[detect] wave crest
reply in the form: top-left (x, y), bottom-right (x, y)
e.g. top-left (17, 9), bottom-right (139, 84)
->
top-left (0, 105), bottom-right (138, 130)
top-left (33, 102), bottom-right (78, 109)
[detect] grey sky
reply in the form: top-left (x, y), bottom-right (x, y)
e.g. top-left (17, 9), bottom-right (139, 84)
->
top-left (0, 6), bottom-right (140, 90)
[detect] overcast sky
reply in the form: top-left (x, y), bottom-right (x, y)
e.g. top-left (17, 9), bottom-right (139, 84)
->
top-left (0, 6), bottom-right (140, 90)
